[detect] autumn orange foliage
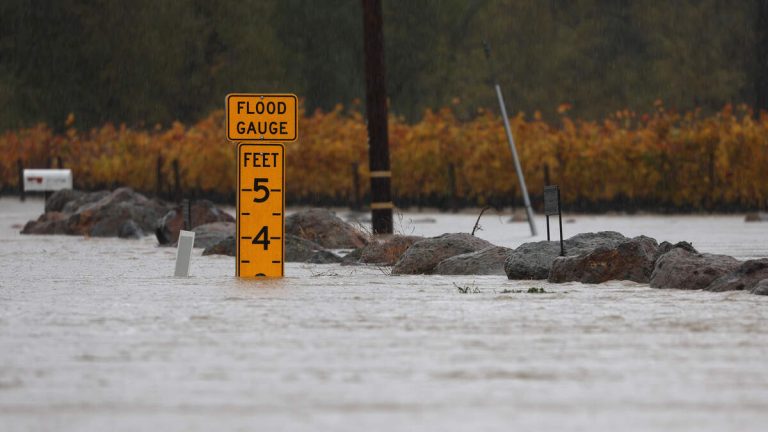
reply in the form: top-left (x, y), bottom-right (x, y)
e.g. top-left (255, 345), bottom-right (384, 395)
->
top-left (1, 103), bottom-right (766, 211)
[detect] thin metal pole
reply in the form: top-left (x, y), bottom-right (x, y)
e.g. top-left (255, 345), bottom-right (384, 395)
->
top-left (494, 85), bottom-right (537, 236)
top-left (484, 42), bottom-right (537, 236)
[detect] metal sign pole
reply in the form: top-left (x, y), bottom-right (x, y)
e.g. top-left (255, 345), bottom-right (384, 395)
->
top-left (483, 42), bottom-right (537, 236)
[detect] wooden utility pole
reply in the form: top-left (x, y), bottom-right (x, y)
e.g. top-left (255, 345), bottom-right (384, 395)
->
top-left (361, 0), bottom-right (393, 234)
top-left (756, 0), bottom-right (768, 118)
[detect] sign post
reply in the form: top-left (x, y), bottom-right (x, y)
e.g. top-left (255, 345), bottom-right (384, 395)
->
top-left (544, 185), bottom-right (565, 256)
top-left (226, 93), bottom-right (297, 278)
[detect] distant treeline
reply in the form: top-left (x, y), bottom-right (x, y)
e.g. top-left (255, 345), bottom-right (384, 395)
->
top-left (2, 104), bottom-right (767, 212)
top-left (1, 0), bottom-right (768, 131)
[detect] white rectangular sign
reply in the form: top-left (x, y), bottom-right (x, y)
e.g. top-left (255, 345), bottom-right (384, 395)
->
top-left (23, 169), bottom-right (73, 192)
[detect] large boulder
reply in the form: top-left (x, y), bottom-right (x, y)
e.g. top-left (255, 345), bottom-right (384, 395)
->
top-left (155, 200), bottom-right (234, 245)
top-left (357, 235), bottom-right (424, 265)
top-left (22, 187), bottom-right (171, 238)
top-left (505, 231), bottom-right (628, 280)
top-left (650, 248), bottom-right (740, 290)
top-left (705, 258), bottom-right (768, 294)
top-left (286, 209), bottom-right (368, 249)
top-left (191, 221), bottom-right (236, 249)
top-left (392, 233), bottom-right (494, 275)
top-left (548, 236), bottom-right (659, 284)
top-left (434, 246), bottom-right (512, 275)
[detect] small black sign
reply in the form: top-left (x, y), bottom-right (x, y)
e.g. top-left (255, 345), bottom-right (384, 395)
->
top-left (544, 185), bottom-right (560, 216)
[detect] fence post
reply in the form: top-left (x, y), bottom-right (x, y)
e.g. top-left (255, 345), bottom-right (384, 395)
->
top-left (351, 162), bottom-right (361, 211)
top-left (448, 163), bottom-right (458, 213)
top-left (172, 158), bottom-right (181, 203)
top-left (156, 156), bottom-right (164, 199)
top-left (17, 159), bottom-right (25, 202)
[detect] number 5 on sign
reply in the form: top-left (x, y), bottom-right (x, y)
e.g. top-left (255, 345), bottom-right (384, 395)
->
top-left (237, 143), bottom-right (284, 277)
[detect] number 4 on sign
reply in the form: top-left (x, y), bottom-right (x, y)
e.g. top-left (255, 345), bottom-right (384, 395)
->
top-left (252, 226), bottom-right (271, 250)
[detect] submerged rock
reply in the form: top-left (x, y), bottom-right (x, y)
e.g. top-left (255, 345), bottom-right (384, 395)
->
top-left (155, 200), bottom-right (234, 245)
top-left (202, 236), bottom-right (235, 256)
top-left (549, 235), bottom-right (659, 284)
top-left (705, 258), bottom-right (768, 294)
top-left (650, 248), bottom-right (739, 290)
top-left (286, 234), bottom-right (341, 263)
top-left (117, 220), bottom-right (144, 239)
top-left (286, 208), bottom-right (368, 249)
top-left (191, 221), bottom-right (236, 249)
top-left (434, 246), bottom-right (511, 275)
top-left (504, 231), bottom-right (628, 280)
top-left (745, 212), bottom-right (768, 222)
top-left (392, 233), bottom-right (493, 275)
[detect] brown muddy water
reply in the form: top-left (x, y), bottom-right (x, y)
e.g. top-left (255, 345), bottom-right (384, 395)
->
top-left (1, 198), bottom-right (766, 431)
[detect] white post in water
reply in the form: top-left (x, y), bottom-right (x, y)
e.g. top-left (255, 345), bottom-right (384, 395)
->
top-left (175, 230), bottom-right (195, 277)
top-left (493, 84), bottom-right (537, 236)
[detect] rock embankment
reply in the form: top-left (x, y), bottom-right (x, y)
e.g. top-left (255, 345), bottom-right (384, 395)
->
top-left (22, 188), bottom-right (172, 238)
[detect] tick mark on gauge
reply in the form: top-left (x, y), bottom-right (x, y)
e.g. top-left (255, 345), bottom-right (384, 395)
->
top-left (270, 188), bottom-right (282, 192)
top-left (241, 260), bottom-right (250, 263)
top-left (272, 212), bottom-right (281, 216)
top-left (241, 188), bottom-right (252, 192)
top-left (241, 212), bottom-right (250, 216)
top-left (272, 260), bottom-right (281, 264)
top-left (241, 236), bottom-right (252, 240)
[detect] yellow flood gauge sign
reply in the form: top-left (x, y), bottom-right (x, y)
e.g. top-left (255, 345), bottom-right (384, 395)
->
top-left (236, 142), bottom-right (285, 277)
top-left (226, 94), bottom-right (298, 142)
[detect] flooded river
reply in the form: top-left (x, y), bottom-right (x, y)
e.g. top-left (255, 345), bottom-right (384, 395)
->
top-left (1, 198), bottom-right (766, 431)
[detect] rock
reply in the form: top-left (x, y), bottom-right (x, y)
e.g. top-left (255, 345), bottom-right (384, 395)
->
top-left (285, 208), bottom-right (368, 249)
top-left (341, 247), bottom-right (364, 265)
top-left (155, 200), bottom-right (234, 245)
top-left (286, 234), bottom-right (327, 262)
top-left (357, 235), bottom-right (424, 265)
top-left (434, 246), bottom-right (512, 275)
top-left (505, 231), bottom-right (628, 280)
top-left (117, 220), bottom-right (143, 239)
top-left (745, 212), bottom-right (768, 222)
top-left (508, 209), bottom-right (528, 223)
top-left (21, 187), bottom-right (171, 238)
top-left (752, 279), bottom-right (768, 296)
top-left (705, 258), bottom-right (768, 293)
top-left (392, 233), bottom-right (494, 275)
top-left (21, 211), bottom-right (68, 235)
top-left (307, 250), bottom-right (343, 264)
top-left (61, 190), bottom-right (110, 214)
top-left (650, 248), bottom-right (739, 290)
top-left (549, 236), bottom-right (659, 284)
top-left (44, 189), bottom-right (85, 213)
top-left (191, 221), bottom-right (236, 249)
top-left (655, 240), bottom-right (698, 258)
top-left (203, 236), bottom-right (235, 256)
